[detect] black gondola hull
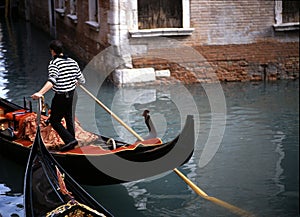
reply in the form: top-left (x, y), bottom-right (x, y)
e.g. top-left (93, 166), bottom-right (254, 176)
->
top-left (24, 126), bottom-right (113, 216)
top-left (0, 97), bottom-right (195, 186)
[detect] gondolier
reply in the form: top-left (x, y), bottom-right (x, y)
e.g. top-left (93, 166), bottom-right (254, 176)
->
top-left (31, 40), bottom-right (85, 151)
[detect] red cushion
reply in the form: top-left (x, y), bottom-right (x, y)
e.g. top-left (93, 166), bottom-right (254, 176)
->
top-left (5, 109), bottom-right (28, 121)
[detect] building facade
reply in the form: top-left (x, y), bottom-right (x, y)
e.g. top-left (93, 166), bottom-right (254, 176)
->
top-left (19, 0), bottom-right (299, 85)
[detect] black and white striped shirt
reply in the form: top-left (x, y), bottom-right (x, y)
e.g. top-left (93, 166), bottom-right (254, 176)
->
top-left (48, 56), bottom-right (85, 93)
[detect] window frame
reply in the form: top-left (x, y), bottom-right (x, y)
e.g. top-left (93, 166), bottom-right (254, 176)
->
top-left (273, 0), bottom-right (299, 31)
top-left (85, 0), bottom-right (100, 31)
top-left (129, 0), bottom-right (194, 37)
top-left (67, 0), bottom-right (78, 23)
top-left (55, 0), bottom-right (65, 17)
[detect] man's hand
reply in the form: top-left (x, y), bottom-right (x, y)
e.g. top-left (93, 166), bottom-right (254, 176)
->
top-left (31, 81), bottom-right (53, 100)
top-left (31, 92), bottom-right (43, 100)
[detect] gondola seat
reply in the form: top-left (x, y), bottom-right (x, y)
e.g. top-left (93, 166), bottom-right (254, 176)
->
top-left (5, 109), bottom-right (32, 130)
top-left (5, 109), bottom-right (28, 121)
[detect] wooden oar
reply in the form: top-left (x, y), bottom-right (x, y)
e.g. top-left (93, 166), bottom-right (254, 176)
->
top-left (79, 85), bottom-right (255, 217)
top-left (173, 168), bottom-right (254, 216)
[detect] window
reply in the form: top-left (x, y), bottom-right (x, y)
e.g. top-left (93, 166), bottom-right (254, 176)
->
top-left (138, 0), bottom-right (182, 29)
top-left (274, 0), bottom-right (299, 31)
top-left (130, 0), bottom-right (194, 37)
top-left (58, 0), bottom-right (65, 10)
top-left (89, 0), bottom-right (99, 22)
top-left (55, 0), bottom-right (65, 16)
top-left (282, 0), bottom-right (299, 23)
top-left (69, 0), bottom-right (77, 15)
top-left (67, 0), bottom-right (78, 23)
top-left (85, 0), bottom-right (100, 31)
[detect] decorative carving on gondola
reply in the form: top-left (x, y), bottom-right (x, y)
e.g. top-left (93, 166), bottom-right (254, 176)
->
top-left (56, 165), bottom-right (73, 197)
top-left (45, 200), bottom-right (107, 217)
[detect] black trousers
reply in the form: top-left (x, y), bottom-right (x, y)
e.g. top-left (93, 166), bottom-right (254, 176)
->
top-left (49, 90), bottom-right (76, 144)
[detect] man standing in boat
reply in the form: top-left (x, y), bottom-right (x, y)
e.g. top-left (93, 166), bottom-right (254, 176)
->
top-left (31, 40), bottom-right (85, 151)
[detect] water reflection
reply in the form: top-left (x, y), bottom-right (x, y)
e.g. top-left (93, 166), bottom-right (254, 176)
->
top-left (0, 155), bottom-right (24, 216)
top-left (114, 81), bottom-right (299, 217)
top-left (0, 21), bottom-right (8, 98)
top-left (82, 83), bottom-right (202, 145)
top-left (272, 131), bottom-right (286, 195)
top-left (0, 19), bottom-right (54, 105)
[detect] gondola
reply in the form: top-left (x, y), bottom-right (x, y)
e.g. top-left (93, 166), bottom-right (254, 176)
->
top-left (0, 97), bottom-right (194, 185)
top-left (24, 98), bottom-right (113, 217)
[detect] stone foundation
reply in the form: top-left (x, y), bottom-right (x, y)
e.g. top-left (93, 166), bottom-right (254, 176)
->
top-left (113, 68), bottom-right (156, 85)
top-left (130, 41), bottom-right (299, 84)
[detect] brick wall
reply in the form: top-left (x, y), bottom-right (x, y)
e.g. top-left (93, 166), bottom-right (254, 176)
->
top-left (132, 41), bottom-right (299, 83)
top-left (179, 0), bottom-right (299, 45)
top-left (55, 0), bottom-right (110, 63)
top-left (131, 0), bottom-right (299, 83)
top-left (196, 42), bottom-right (299, 81)
top-left (23, 0), bottom-right (110, 64)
